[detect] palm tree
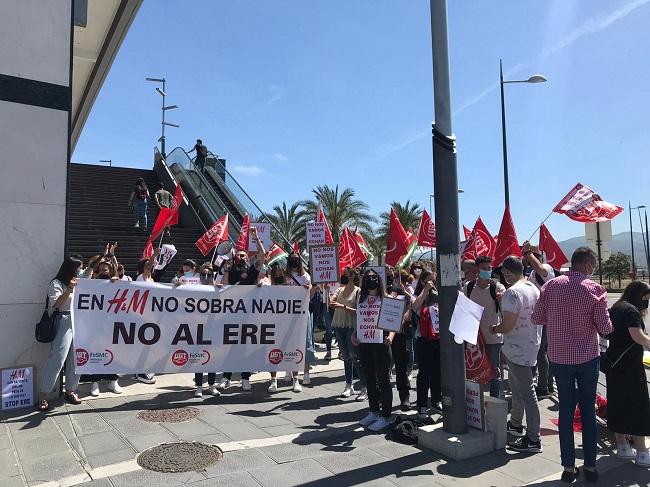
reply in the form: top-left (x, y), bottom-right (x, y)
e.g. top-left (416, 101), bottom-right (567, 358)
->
top-left (377, 200), bottom-right (422, 243)
top-left (265, 201), bottom-right (309, 249)
top-left (300, 185), bottom-right (376, 243)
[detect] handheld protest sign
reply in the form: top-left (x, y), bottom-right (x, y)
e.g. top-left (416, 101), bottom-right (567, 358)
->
top-left (309, 244), bottom-right (339, 284)
top-left (306, 221), bottom-right (327, 248)
top-left (216, 240), bottom-right (233, 256)
top-left (248, 222), bottom-right (272, 252)
top-left (377, 296), bottom-right (406, 333)
top-left (356, 295), bottom-right (383, 344)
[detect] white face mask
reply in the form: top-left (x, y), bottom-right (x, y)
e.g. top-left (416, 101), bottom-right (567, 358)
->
top-left (413, 269), bottom-right (422, 277)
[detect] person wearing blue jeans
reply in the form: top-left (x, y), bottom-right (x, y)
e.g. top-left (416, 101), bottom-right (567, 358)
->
top-left (484, 343), bottom-right (503, 398)
top-left (335, 327), bottom-right (367, 399)
top-left (550, 357), bottom-right (600, 474)
top-left (128, 178), bottom-right (149, 230)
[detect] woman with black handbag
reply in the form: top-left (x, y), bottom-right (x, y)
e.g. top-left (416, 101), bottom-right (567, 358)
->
top-left (37, 256), bottom-right (84, 411)
top-left (606, 281), bottom-right (650, 467)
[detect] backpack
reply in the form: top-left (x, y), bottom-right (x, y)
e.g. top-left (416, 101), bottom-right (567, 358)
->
top-left (199, 144), bottom-right (208, 157)
top-left (466, 280), bottom-right (500, 313)
top-left (35, 281), bottom-right (61, 343)
top-left (418, 306), bottom-right (438, 341)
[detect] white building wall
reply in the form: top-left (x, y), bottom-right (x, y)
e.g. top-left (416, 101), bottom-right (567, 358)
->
top-left (0, 0), bottom-right (73, 377)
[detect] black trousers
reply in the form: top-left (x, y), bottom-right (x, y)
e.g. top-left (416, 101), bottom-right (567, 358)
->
top-left (416, 338), bottom-right (441, 409)
top-left (358, 342), bottom-right (392, 418)
top-left (391, 333), bottom-right (410, 403)
top-left (195, 373), bottom-right (216, 386)
top-left (222, 372), bottom-right (251, 380)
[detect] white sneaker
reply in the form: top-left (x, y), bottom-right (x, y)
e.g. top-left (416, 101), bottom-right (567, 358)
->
top-left (635, 451), bottom-right (650, 467)
top-left (368, 416), bottom-right (391, 432)
top-left (216, 378), bottom-right (230, 390)
top-left (208, 385), bottom-right (221, 396)
top-left (90, 382), bottom-right (100, 397)
top-left (268, 380), bottom-right (278, 393)
top-left (341, 384), bottom-right (355, 398)
top-left (242, 379), bottom-right (252, 391)
top-left (302, 372), bottom-right (311, 385)
top-left (107, 380), bottom-right (122, 394)
top-left (194, 386), bottom-right (203, 398)
top-left (617, 443), bottom-right (637, 460)
top-left (359, 411), bottom-right (379, 427)
top-left (356, 388), bottom-right (368, 402)
top-left (292, 379), bottom-right (303, 393)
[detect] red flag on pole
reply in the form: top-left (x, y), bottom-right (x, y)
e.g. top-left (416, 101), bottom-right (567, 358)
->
top-left (385, 208), bottom-right (409, 266)
top-left (493, 206), bottom-right (522, 267)
top-left (461, 217), bottom-right (496, 261)
top-left (539, 224), bottom-right (568, 269)
top-left (292, 242), bottom-right (300, 254)
top-left (463, 225), bottom-right (472, 240)
top-left (143, 184), bottom-right (184, 258)
top-left (316, 204), bottom-right (334, 245)
top-left (417, 209), bottom-right (437, 247)
top-left (235, 214), bottom-right (250, 251)
top-left (195, 213), bottom-right (229, 256)
top-left (552, 183), bottom-right (623, 222)
top-left (338, 228), bottom-right (367, 273)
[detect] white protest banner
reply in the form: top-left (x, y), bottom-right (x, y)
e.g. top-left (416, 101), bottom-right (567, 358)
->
top-left (306, 221), bottom-right (327, 248)
top-left (71, 280), bottom-right (309, 373)
top-left (465, 380), bottom-right (485, 430)
top-left (357, 296), bottom-right (383, 344)
top-left (377, 296), bottom-right (405, 333)
top-left (248, 222), bottom-right (272, 252)
top-left (178, 275), bottom-right (201, 286)
top-left (2, 366), bottom-right (33, 410)
top-left (449, 291), bottom-right (484, 345)
top-left (368, 266), bottom-right (387, 289)
top-left (309, 245), bottom-right (339, 284)
top-left (155, 244), bottom-right (177, 270)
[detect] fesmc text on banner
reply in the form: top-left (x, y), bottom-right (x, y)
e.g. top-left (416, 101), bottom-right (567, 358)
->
top-left (71, 280), bottom-right (309, 374)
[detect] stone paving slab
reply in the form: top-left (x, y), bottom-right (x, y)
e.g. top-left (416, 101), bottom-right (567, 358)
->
top-left (126, 430), bottom-right (179, 452)
top-left (248, 458), bottom-right (333, 487)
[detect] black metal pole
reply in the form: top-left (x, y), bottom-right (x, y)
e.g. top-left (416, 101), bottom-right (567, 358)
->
top-left (430, 0), bottom-right (467, 435)
top-left (629, 202), bottom-right (636, 280)
top-left (161, 78), bottom-right (166, 157)
top-left (596, 222), bottom-right (603, 285)
top-left (645, 210), bottom-right (650, 284)
top-left (500, 60), bottom-right (510, 209)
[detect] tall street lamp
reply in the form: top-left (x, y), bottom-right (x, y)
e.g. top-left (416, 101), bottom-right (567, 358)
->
top-left (146, 77), bottom-right (179, 157)
top-left (500, 60), bottom-right (547, 208)
top-left (629, 203), bottom-right (646, 279)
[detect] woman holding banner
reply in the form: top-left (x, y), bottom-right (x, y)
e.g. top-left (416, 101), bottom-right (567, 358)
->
top-left (352, 269), bottom-right (393, 431)
top-left (331, 267), bottom-right (366, 400)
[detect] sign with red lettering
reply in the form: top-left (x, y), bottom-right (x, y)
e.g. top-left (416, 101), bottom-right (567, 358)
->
top-left (248, 222), bottom-right (272, 253)
top-left (2, 365), bottom-right (33, 410)
top-left (356, 296), bottom-right (383, 344)
top-left (309, 245), bottom-right (339, 284)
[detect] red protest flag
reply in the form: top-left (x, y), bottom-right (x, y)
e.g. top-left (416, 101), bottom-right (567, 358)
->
top-left (539, 224), bottom-right (568, 269)
top-left (552, 183), bottom-right (623, 223)
top-left (143, 184), bottom-right (184, 258)
top-left (461, 217), bottom-right (496, 261)
top-left (417, 209), bottom-right (437, 247)
top-left (463, 225), bottom-right (473, 240)
top-left (235, 214), bottom-right (250, 251)
top-left (195, 213), bottom-right (229, 256)
top-left (493, 206), bottom-right (522, 267)
top-left (465, 330), bottom-right (497, 385)
top-left (292, 242), bottom-right (300, 254)
top-left (338, 227), bottom-right (367, 273)
top-left (316, 203), bottom-right (334, 245)
top-left (385, 208), bottom-right (409, 266)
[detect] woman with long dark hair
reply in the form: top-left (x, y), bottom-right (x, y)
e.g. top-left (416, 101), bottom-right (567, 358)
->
top-left (353, 269), bottom-right (394, 431)
top-left (37, 256), bottom-right (84, 411)
top-left (606, 281), bottom-right (650, 467)
top-left (128, 177), bottom-right (149, 230)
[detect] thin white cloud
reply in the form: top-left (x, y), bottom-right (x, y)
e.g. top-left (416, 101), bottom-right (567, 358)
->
top-left (231, 164), bottom-right (263, 176)
top-left (273, 152), bottom-right (288, 162)
top-left (373, 126), bottom-right (429, 159)
top-left (454, 0), bottom-right (650, 116)
top-left (266, 85), bottom-right (286, 106)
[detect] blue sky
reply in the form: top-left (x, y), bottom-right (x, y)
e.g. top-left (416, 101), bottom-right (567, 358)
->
top-left (73, 0), bottom-right (650, 242)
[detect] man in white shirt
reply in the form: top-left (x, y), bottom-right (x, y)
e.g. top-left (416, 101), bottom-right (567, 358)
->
top-left (523, 241), bottom-right (556, 398)
top-left (463, 255), bottom-right (505, 398)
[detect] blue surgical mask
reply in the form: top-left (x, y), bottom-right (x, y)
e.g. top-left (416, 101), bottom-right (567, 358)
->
top-left (184, 271), bottom-right (193, 278)
top-left (479, 270), bottom-right (492, 280)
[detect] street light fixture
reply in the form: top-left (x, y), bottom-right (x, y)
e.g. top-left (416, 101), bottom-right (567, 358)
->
top-left (99, 159), bottom-right (111, 167)
top-left (500, 59), bottom-right (547, 208)
top-left (146, 77), bottom-right (180, 157)
top-left (629, 203), bottom-right (646, 279)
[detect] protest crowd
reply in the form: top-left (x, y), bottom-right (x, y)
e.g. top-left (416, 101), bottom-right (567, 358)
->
top-left (35, 179), bottom-right (650, 482)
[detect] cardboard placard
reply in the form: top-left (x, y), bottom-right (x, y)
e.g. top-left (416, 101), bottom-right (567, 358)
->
top-left (2, 365), bottom-right (34, 410)
top-left (465, 380), bottom-right (485, 430)
top-left (306, 221), bottom-right (328, 248)
top-left (357, 296), bottom-right (383, 344)
top-left (248, 222), bottom-right (272, 252)
top-left (377, 295), bottom-right (406, 333)
top-left (309, 245), bottom-right (339, 284)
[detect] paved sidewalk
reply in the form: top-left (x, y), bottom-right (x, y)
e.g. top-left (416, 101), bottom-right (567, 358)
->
top-left (1, 355), bottom-right (648, 486)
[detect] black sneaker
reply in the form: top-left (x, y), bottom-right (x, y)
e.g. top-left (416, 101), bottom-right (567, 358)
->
top-left (507, 420), bottom-right (524, 437)
top-left (400, 399), bottom-right (411, 412)
top-left (535, 387), bottom-right (551, 399)
top-left (507, 435), bottom-right (542, 453)
top-left (583, 468), bottom-right (598, 483)
top-left (560, 467), bottom-right (579, 483)
top-left (135, 374), bottom-right (156, 384)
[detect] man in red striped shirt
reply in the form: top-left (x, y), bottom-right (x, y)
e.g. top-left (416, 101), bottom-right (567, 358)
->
top-left (532, 247), bottom-right (613, 483)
